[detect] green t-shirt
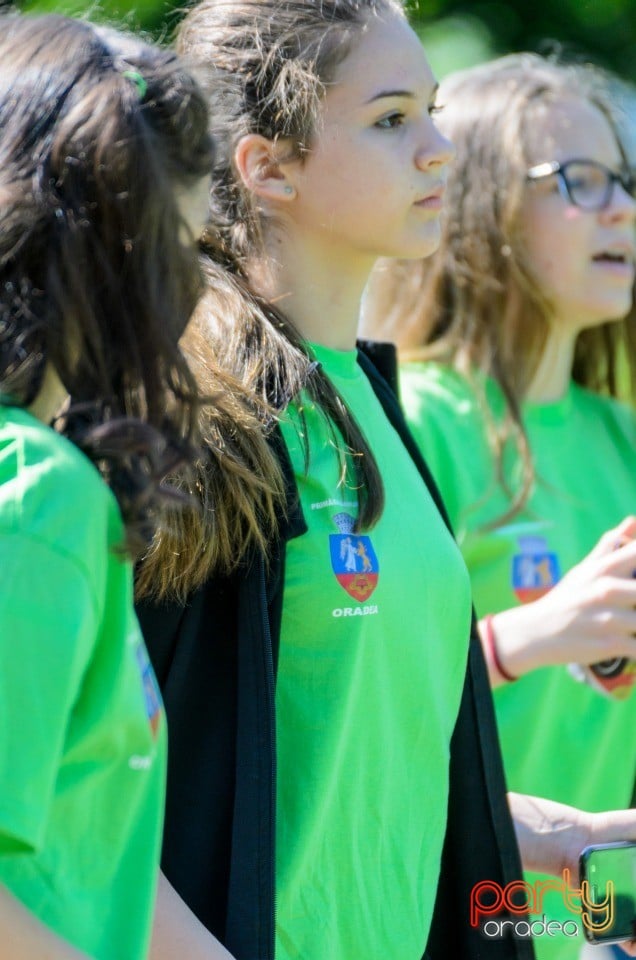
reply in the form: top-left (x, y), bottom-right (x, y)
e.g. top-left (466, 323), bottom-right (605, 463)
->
top-left (400, 362), bottom-right (636, 960)
top-left (0, 405), bottom-right (166, 960)
top-left (276, 345), bottom-right (471, 960)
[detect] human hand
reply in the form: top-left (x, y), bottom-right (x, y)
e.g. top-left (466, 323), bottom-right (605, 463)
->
top-left (482, 516), bottom-right (636, 683)
top-left (510, 794), bottom-right (636, 953)
top-left (509, 792), bottom-right (636, 881)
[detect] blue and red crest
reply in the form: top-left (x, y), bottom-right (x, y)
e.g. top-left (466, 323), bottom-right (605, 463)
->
top-left (329, 512), bottom-right (379, 601)
top-left (511, 536), bottom-right (560, 603)
top-left (136, 643), bottom-right (162, 738)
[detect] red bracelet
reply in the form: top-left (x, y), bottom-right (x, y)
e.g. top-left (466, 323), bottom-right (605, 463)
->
top-left (482, 614), bottom-right (518, 683)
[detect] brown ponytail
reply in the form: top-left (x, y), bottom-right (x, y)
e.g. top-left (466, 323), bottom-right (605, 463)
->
top-left (137, 0), bottom-right (403, 598)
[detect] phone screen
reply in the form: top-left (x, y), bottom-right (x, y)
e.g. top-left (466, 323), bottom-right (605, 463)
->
top-left (580, 842), bottom-right (636, 944)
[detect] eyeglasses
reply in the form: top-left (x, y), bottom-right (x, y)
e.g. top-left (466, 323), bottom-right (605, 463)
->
top-left (526, 159), bottom-right (636, 211)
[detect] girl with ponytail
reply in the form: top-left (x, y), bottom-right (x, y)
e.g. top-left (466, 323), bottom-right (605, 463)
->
top-left (0, 12), bottom-right (213, 959)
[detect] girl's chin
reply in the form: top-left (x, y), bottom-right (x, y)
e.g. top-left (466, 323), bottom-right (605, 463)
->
top-left (576, 304), bottom-right (633, 331)
top-left (389, 238), bottom-right (442, 263)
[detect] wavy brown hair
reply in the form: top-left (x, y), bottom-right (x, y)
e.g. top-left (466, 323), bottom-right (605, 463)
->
top-left (137, 0), bottom-right (406, 600)
top-left (0, 13), bottom-right (217, 553)
top-left (365, 53), bottom-right (636, 523)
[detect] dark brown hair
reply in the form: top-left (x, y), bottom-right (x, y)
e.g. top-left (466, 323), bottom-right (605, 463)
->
top-left (365, 53), bottom-right (636, 524)
top-left (138, 0), bottom-right (406, 599)
top-left (0, 13), bottom-right (215, 553)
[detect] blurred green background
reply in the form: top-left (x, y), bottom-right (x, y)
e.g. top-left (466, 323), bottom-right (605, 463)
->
top-left (11, 0), bottom-right (636, 85)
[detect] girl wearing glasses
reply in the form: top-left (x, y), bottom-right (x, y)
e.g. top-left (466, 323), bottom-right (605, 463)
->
top-left (363, 53), bottom-right (636, 960)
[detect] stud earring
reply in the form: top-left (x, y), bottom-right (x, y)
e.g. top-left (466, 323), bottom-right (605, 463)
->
top-left (284, 185), bottom-right (294, 195)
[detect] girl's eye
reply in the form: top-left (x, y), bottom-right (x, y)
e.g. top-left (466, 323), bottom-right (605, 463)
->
top-left (428, 103), bottom-right (444, 117)
top-left (375, 112), bottom-right (405, 130)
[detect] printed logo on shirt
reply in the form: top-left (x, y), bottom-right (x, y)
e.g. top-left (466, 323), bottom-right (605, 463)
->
top-left (135, 643), bottom-right (162, 739)
top-left (511, 535), bottom-right (560, 603)
top-left (329, 512), bottom-right (379, 601)
top-left (332, 604), bottom-right (379, 618)
top-left (311, 497), bottom-right (357, 512)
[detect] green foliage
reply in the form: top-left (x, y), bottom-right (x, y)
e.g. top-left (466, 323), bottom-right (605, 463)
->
top-left (14, 0), bottom-right (636, 81)
top-left (16, 0), bottom-right (181, 37)
top-left (413, 14), bottom-right (495, 78)
top-left (413, 0), bottom-right (636, 82)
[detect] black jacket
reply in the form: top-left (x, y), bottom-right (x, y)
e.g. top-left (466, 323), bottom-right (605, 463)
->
top-left (138, 341), bottom-right (535, 960)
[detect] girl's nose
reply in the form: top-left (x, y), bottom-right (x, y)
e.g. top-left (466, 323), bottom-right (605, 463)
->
top-left (415, 126), bottom-right (455, 172)
top-left (602, 177), bottom-right (636, 223)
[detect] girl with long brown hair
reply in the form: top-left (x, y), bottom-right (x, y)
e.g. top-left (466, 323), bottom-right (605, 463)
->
top-left (136, 2), bottom-right (513, 957)
top-left (0, 13), bottom-right (213, 959)
top-left (363, 53), bottom-right (636, 960)
top-left (137, 8), bottom-right (636, 960)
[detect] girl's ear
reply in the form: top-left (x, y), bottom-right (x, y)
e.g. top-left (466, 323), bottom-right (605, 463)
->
top-left (234, 133), bottom-right (297, 202)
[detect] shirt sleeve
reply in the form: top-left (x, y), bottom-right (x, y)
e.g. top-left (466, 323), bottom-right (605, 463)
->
top-left (0, 533), bottom-right (98, 854)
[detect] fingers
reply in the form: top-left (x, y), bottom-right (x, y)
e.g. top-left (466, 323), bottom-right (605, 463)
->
top-left (587, 578), bottom-right (636, 610)
top-left (581, 599), bottom-right (636, 658)
top-left (592, 809), bottom-right (636, 844)
top-left (594, 538), bottom-right (636, 579)
top-left (590, 517), bottom-right (636, 560)
top-left (613, 516), bottom-right (636, 543)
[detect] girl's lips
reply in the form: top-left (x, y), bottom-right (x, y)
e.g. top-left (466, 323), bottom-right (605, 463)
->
top-left (590, 257), bottom-right (635, 278)
top-left (591, 245), bottom-right (635, 264)
top-left (414, 193), bottom-right (444, 210)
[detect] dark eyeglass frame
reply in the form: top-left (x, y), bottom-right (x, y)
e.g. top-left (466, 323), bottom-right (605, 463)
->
top-left (526, 158), bottom-right (636, 211)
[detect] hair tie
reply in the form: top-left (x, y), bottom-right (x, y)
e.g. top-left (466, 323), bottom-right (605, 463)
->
top-left (121, 69), bottom-right (148, 100)
top-left (482, 614), bottom-right (518, 683)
